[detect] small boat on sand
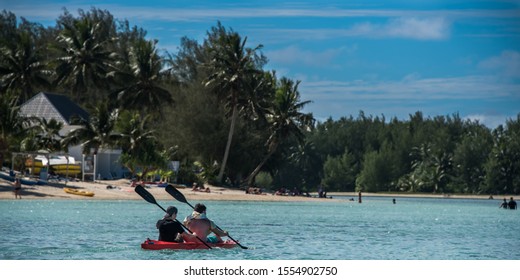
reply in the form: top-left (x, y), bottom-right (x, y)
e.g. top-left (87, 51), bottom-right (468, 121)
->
top-left (63, 187), bottom-right (94, 197)
top-left (0, 171), bottom-right (39, 185)
top-left (26, 155), bottom-right (82, 175)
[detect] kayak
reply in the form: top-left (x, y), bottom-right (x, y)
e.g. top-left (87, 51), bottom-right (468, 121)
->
top-left (141, 239), bottom-right (237, 250)
top-left (0, 171), bottom-right (39, 185)
top-left (64, 187), bottom-right (95, 197)
top-left (25, 156), bottom-right (81, 175)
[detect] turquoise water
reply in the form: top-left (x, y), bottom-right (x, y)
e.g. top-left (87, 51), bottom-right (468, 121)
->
top-left (1, 196), bottom-right (518, 260)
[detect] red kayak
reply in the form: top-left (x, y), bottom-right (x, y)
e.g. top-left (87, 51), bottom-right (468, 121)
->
top-left (141, 239), bottom-right (238, 250)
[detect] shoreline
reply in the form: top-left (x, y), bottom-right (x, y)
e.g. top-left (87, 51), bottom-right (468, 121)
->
top-left (0, 178), bottom-right (510, 202)
top-left (0, 178), bottom-right (333, 202)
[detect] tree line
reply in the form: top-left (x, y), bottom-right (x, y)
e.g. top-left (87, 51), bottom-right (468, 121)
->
top-left (310, 112), bottom-right (520, 195)
top-left (0, 8), bottom-right (313, 186)
top-left (1, 8), bottom-right (519, 195)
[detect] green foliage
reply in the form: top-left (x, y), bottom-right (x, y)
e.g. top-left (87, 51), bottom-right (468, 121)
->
top-left (27, 118), bottom-right (64, 152)
top-left (244, 76), bottom-right (314, 186)
top-left (449, 125), bottom-right (492, 193)
top-left (111, 38), bottom-right (173, 115)
top-left (404, 143), bottom-right (453, 193)
top-left (203, 21), bottom-right (266, 183)
top-left (255, 171), bottom-right (273, 189)
top-left (62, 100), bottom-right (119, 154)
top-left (483, 116), bottom-right (520, 194)
top-left (193, 160), bottom-right (219, 184)
top-left (53, 11), bottom-right (116, 102)
top-left (322, 148), bottom-right (357, 191)
top-left (0, 29), bottom-right (50, 100)
top-left (356, 143), bottom-right (399, 192)
top-left (282, 139), bottom-right (322, 191)
top-left (0, 90), bottom-right (28, 167)
top-left (175, 161), bottom-right (199, 185)
top-left (1, 9), bottom-right (519, 195)
top-left (115, 111), bottom-right (166, 177)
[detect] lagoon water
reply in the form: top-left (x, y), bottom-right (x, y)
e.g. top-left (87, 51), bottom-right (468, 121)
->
top-left (1, 196), bottom-right (519, 260)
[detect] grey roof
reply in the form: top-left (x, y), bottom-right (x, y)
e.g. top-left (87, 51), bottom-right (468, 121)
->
top-left (20, 92), bottom-right (90, 125)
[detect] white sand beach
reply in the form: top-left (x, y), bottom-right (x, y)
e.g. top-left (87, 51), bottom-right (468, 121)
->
top-left (0, 177), bottom-right (502, 202)
top-left (0, 178), bottom-right (334, 201)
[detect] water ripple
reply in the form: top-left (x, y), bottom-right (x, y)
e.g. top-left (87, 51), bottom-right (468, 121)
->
top-left (1, 198), bottom-right (519, 259)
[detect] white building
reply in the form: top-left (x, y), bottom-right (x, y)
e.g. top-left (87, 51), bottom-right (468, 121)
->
top-left (19, 92), bottom-right (126, 180)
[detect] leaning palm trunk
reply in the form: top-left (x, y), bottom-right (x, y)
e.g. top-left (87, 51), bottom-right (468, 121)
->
top-left (245, 143), bottom-right (278, 187)
top-left (217, 103), bottom-right (238, 183)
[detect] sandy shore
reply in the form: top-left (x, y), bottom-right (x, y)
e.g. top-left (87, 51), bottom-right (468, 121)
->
top-left (1, 177), bottom-right (506, 202)
top-left (0, 178), bottom-right (336, 202)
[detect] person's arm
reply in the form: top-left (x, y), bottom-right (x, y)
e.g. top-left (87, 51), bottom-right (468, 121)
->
top-left (183, 216), bottom-right (191, 227)
top-left (210, 221), bottom-right (228, 237)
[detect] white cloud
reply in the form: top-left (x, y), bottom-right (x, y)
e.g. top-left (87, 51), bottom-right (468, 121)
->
top-left (383, 17), bottom-right (451, 40)
top-left (297, 74), bottom-right (520, 128)
top-left (7, 3), bottom-right (519, 23)
top-left (252, 17), bottom-right (451, 42)
top-left (465, 114), bottom-right (514, 128)
top-left (300, 75), bottom-right (519, 101)
top-left (347, 17), bottom-right (450, 40)
top-left (479, 50), bottom-right (520, 78)
top-left (265, 45), bottom-right (348, 67)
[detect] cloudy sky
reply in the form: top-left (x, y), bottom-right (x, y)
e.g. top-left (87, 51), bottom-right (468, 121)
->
top-left (4, 0), bottom-right (520, 127)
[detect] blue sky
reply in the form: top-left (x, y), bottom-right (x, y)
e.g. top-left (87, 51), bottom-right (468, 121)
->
top-left (3, 0), bottom-right (520, 127)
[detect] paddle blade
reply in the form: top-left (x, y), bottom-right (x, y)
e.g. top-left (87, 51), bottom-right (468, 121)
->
top-left (135, 185), bottom-right (157, 205)
top-left (165, 184), bottom-right (189, 204)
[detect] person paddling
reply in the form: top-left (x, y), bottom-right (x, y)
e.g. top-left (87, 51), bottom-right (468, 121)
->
top-left (183, 203), bottom-right (228, 243)
top-left (156, 206), bottom-right (196, 242)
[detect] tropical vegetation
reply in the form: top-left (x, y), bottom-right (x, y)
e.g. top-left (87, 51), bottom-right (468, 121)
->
top-left (1, 8), bottom-right (519, 195)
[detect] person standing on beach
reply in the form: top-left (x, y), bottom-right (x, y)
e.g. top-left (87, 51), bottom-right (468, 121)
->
top-left (358, 191), bottom-right (362, 203)
top-left (508, 197), bottom-right (517, 210)
top-left (13, 178), bottom-right (22, 199)
top-left (318, 185), bottom-right (324, 198)
top-left (499, 198), bottom-right (508, 209)
top-left (183, 203), bottom-right (228, 243)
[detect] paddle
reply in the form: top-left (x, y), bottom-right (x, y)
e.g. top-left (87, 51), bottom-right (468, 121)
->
top-left (134, 184), bottom-right (212, 249)
top-left (165, 184), bottom-right (248, 249)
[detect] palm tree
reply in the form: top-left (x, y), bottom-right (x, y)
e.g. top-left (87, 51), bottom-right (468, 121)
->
top-left (409, 143), bottom-right (453, 193)
top-left (288, 139), bottom-right (323, 189)
top-left (111, 38), bottom-right (173, 114)
top-left (204, 22), bottom-right (264, 183)
top-left (244, 77), bottom-right (314, 186)
top-left (62, 100), bottom-right (119, 155)
top-left (0, 31), bottom-right (50, 101)
top-left (429, 152), bottom-right (452, 193)
top-left (116, 111), bottom-right (165, 178)
top-left (53, 17), bottom-right (115, 103)
top-left (0, 91), bottom-right (24, 139)
top-left (0, 91), bottom-right (29, 167)
top-left (115, 111), bottom-right (154, 153)
top-left (27, 118), bottom-right (64, 152)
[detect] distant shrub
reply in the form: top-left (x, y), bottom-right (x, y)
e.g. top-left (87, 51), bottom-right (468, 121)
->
top-left (255, 171), bottom-right (273, 189)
